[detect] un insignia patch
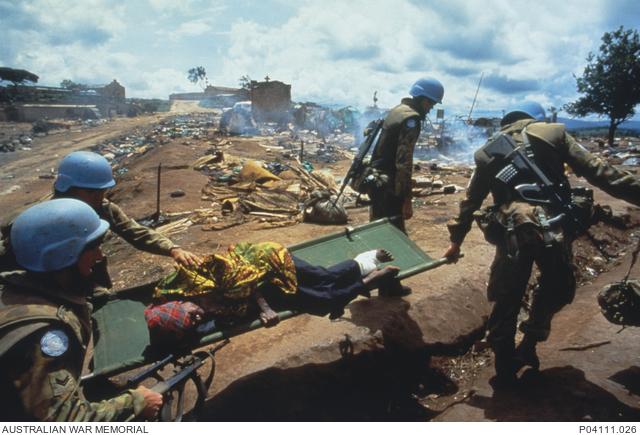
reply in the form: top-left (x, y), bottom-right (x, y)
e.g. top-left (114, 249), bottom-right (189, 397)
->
top-left (40, 329), bottom-right (69, 357)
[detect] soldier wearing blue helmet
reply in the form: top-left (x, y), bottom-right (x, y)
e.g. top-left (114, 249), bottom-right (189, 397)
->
top-left (444, 100), bottom-right (640, 388)
top-left (500, 101), bottom-right (547, 126)
top-left (1, 151), bottom-right (202, 282)
top-left (367, 77), bottom-right (443, 296)
top-left (0, 199), bottom-right (163, 421)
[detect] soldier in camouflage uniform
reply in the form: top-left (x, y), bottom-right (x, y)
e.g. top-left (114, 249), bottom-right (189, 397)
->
top-left (0, 199), bottom-right (162, 421)
top-left (370, 77), bottom-right (444, 234)
top-left (443, 101), bottom-right (640, 387)
top-left (0, 151), bottom-right (201, 277)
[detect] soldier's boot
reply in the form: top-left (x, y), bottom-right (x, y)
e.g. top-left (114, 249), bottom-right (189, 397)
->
top-left (514, 335), bottom-right (540, 371)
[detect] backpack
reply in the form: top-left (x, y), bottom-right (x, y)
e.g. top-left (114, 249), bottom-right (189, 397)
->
top-left (303, 190), bottom-right (348, 224)
top-left (598, 280), bottom-right (640, 326)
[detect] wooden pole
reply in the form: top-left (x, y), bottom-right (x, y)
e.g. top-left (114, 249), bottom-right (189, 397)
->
top-left (467, 72), bottom-right (484, 123)
top-left (155, 163), bottom-right (162, 223)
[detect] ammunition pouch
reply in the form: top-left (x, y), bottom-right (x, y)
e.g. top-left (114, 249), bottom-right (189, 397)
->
top-left (349, 165), bottom-right (388, 195)
top-left (473, 207), bottom-right (505, 246)
top-left (474, 204), bottom-right (563, 258)
top-left (475, 208), bottom-right (521, 258)
top-left (474, 208), bottom-right (520, 259)
top-left (567, 187), bottom-right (595, 235)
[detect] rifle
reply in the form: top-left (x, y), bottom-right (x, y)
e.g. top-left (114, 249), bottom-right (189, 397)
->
top-left (492, 133), bottom-right (613, 259)
top-left (332, 119), bottom-right (384, 206)
top-left (127, 339), bottom-right (230, 421)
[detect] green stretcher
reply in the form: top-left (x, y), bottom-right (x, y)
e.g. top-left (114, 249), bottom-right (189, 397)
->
top-left (84, 218), bottom-right (451, 383)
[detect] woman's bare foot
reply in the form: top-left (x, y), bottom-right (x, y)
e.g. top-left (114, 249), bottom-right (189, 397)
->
top-left (376, 249), bottom-right (394, 263)
top-left (362, 265), bottom-right (400, 289)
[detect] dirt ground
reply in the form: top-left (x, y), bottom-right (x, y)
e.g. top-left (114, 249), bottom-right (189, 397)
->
top-left (1, 104), bottom-right (639, 421)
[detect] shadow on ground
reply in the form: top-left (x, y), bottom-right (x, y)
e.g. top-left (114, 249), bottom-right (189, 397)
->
top-left (467, 366), bottom-right (640, 421)
top-left (200, 298), bottom-right (442, 421)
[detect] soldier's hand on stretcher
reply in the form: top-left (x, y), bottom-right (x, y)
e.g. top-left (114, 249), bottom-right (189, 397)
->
top-left (136, 386), bottom-right (163, 419)
top-left (443, 243), bottom-right (461, 263)
top-left (170, 248), bottom-right (203, 268)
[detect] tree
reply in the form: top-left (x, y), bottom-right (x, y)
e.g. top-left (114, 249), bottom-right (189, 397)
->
top-left (0, 67), bottom-right (39, 87)
top-left (564, 26), bottom-right (640, 146)
top-left (238, 74), bottom-right (252, 90)
top-left (187, 66), bottom-right (208, 90)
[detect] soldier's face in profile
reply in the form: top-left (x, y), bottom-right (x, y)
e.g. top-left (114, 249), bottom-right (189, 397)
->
top-left (77, 245), bottom-right (104, 277)
top-left (71, 188), bottom-right (106, 211)
top-left (421, 99), bottom-right (436, 114)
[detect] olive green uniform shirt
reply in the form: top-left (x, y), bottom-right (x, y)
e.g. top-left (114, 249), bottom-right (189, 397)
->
top-left (98, 200), bottom-right (176, 256)
top-left (370, 98), bottom-right (423, 199)
top-left (0, 271), bottom-right (145, 421)
top-left (447, 119), bottom-right (640, 245)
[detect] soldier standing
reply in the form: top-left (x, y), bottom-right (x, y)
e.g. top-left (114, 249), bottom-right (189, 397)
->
top-left (443, 101), bottom-right (640, 387)
top-left (0, 199), bottom-right (162, 421)
top-left (369, 77), bottom-right (444, 233)
top-left (0, 151), bottom-right (202, 277)
top-left (367, 77), bottom-right (443, 297)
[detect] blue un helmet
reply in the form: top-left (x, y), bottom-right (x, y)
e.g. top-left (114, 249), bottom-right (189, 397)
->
top-left (11, 199), bottom-right (109, 272)
top-left (409, 77), bottom-right (444, 104)
top-left (501, 101), bottom-right (546, 126)
top-left (54, 151), bottom-right (116, 193)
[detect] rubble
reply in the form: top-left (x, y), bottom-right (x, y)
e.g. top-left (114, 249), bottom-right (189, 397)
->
top-left (89, 113), bottom-right (217, 173)
top-left (193, 156), bottom-right (338, 230)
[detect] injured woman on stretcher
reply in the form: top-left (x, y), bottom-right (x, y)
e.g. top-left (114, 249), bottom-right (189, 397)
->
top-left (144, 242), bottom-right (399, 342)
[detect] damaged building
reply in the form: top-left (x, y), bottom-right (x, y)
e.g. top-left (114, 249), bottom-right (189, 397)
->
top-left (249, 79), bottom-right (291, 124)
top-left (170, 85), bottom-right (249, 108)
top-left (0, 79), bottom-right (128, 122)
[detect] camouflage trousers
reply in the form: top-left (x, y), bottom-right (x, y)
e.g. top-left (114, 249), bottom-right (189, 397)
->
top-left (486, 232), bottom-right (576, 354)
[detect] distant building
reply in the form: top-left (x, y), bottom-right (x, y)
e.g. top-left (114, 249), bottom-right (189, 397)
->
top-left (250, 79), bottom-right (291, 123)
top-left (0, 79), bottom-right (127, 121)
top-left (14, 104), bottom-right (100, 122)
top-left (90, 79), bottom-right (125, 100)
top-left (204, 85), bottom-right (248, 98)
top-left (169, 85), bottom-right (249, 108)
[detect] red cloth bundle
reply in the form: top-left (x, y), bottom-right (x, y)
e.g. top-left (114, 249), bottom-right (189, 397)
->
top-left (144, 301), bottom-right (204, 340)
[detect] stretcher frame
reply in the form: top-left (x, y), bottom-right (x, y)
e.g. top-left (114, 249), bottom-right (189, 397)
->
top-left (81, 218), bottom-right (453, 419)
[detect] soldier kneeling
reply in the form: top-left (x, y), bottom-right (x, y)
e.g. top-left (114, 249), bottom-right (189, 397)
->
top-left (0, 199), bottom-right (162, 421)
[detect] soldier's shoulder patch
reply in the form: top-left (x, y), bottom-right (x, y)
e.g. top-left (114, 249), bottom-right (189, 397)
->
top-left (404, 118), bottom-right (417, 129)
top-left (40, 329), bottom-right (69, 357)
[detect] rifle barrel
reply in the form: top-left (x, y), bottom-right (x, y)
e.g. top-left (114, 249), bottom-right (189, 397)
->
top-left (333, 119), bottom-right (383, 205)
top-left (151, 357), bottom-right (205, 395)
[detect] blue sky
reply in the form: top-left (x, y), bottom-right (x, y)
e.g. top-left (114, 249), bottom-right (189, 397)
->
top-left (1, 0), bottom-right (639, 118)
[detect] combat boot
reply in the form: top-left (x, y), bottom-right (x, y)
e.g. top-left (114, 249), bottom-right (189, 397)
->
top-left (514, 336), bottom-right (540, 371)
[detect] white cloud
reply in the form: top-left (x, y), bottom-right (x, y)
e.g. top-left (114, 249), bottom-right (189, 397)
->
top-left (0, 0), bottom-right (637, 114)
top-left (166, 18), bottom-right (222, 42)
top-left (213, 0), bottom-right (630, 115)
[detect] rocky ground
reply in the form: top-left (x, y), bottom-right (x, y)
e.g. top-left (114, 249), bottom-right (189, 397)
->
top-left (1, 102), bottom-right (639, 421)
